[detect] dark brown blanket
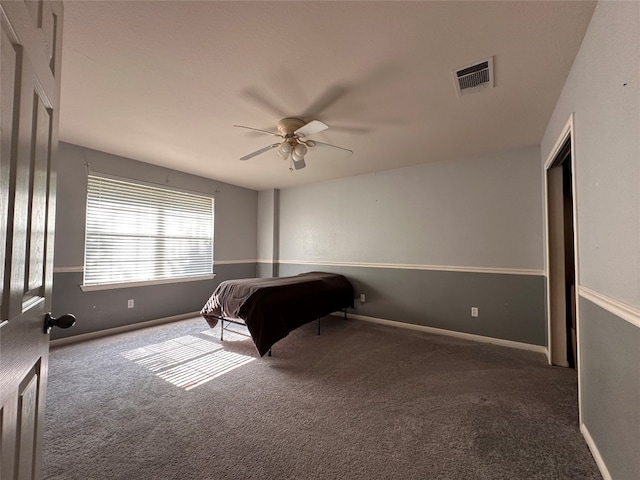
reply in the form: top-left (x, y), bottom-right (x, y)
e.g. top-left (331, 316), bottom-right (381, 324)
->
top-left (200, 272), bottom-right (354, 356)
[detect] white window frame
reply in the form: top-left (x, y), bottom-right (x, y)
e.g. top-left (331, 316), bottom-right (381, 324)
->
top-left (81, 174), bottom-right (214, 291)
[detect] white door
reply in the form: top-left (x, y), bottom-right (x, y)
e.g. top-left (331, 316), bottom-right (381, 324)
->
top-left (1, 1), bottom-right (64, 478)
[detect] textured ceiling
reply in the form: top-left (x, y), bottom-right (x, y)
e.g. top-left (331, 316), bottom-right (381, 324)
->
top-left (60, 1), bottom-right (596, 191)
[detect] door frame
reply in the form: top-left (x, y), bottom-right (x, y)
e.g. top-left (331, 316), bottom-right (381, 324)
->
top-left (543, 113), bottom-right (582, 418)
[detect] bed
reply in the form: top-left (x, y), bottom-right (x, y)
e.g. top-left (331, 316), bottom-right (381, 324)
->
top-left (200, 272), bottom-right (354, 356)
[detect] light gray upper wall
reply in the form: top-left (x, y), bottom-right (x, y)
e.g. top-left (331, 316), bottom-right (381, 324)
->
top-left (54, 142), bottom-right (258, 268)
top-left (257, 189), bottom-right (275, 261)
top-left (278, 145), bottom-right (543, 270)
top-left (541, 1), bottom-right (639, 307)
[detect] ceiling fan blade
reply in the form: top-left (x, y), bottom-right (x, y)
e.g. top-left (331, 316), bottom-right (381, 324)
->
top-left (240, 144), bottom-right (280, 161)
top-left (234, 125), bottom-right (282, 137)
top-left (294, 120), bottom-right (328, 137)
top-left (311, 141), bottom-right (353, 155)
top-left (240, 88), bottom-right (289, 118)
top-left (328, 124), bottom-right (371, 135)
top-left (302, 85), bottom-right (350, 119)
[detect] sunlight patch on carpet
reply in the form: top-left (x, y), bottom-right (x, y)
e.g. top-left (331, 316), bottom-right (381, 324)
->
top-left (158, 350), bottom-right (255, 390)
top-left (121, 334), bottom-right (255, 390)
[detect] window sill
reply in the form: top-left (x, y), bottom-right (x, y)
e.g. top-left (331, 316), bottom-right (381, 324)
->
top-left (80, 274), bottom-right (215, 292)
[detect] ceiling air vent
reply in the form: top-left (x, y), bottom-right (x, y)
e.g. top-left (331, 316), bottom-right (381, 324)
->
top-left (452, 56), bottom-right (494, 97)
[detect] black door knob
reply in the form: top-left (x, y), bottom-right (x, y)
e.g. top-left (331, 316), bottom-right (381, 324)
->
top-left (44, 313), bottom-right (76, 334)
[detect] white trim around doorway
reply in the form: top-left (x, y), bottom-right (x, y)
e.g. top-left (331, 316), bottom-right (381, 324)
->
top-left (543, 113), bottom-right (583, 423)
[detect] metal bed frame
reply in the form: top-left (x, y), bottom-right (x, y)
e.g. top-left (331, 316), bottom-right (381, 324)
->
top-left (215, 308), bottom-right (349, 357)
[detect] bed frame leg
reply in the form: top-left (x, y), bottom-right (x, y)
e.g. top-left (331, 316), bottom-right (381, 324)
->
top-left (220, 319), bottom-right (224, 341)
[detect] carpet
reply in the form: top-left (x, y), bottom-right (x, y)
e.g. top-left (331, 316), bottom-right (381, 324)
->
top-left (43, 315), bottom-right (601, 479)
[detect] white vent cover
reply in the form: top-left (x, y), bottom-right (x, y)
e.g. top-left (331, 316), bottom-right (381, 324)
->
top-left (452, 56), bottom-right (494, 97)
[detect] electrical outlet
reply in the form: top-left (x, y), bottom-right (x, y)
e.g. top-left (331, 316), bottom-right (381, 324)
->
top-left (128, 299), bottom-right (134, 309)
top-left (360, 293), bottom-right (366, 303)
top-left (471, 306), bottom-right (479, 317)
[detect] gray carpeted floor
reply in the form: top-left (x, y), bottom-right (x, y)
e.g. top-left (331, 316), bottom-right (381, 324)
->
top-left (43, 316), bottom-right (601, 479)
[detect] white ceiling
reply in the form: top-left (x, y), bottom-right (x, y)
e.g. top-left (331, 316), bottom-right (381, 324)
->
top-left (60, 1), bottom-right (596, 191)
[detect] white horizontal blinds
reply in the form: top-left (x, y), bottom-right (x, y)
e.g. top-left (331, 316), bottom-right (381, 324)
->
top-left (84, 175), bottom-right (213, 286)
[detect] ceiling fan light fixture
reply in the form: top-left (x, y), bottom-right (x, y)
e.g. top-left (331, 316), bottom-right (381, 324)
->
top-left (292, 149), bottom-right (305, 162)
top-left (277, 141), bottom-right (293, 159)
top-left (293, 143), bottom-right (307, 157)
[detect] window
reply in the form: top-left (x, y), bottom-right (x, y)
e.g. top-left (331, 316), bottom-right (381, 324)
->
top-left (83, 174), bottom-right (214, 289)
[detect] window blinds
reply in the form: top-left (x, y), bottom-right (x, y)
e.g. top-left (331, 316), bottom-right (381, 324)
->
top-left (84, 175), bottom-right (214, 286)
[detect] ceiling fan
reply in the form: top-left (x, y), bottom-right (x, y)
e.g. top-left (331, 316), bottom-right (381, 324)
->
top-left (234, 118), bottom-right (353, 170)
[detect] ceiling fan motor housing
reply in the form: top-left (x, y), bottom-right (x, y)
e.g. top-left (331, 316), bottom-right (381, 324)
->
top-left (277, 118), bottom-right (306, 136)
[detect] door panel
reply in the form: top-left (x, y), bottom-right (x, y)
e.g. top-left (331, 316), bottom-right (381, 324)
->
top-left (24, 1), bottom-right (58, 75)
top-left (0, 2), bottom-right (63, 479)
top-left (17, 365), bottom-right (41, 480)
top-left (0, 20), bottom-right (19, 316)
top-left (26, 90), bottom-right (52, 295)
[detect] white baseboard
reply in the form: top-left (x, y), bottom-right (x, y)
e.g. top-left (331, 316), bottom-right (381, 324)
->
top-left (49, 311), bottom-right (201, 348)
top-left (581, 423), bottom-right (612, 480)
top-left (345, 313), bottom-right (548, 354)
top-left (54, 309), bottom-right (548, 356)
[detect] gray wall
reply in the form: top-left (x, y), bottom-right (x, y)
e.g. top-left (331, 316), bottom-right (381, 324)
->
top-left (541, 2), bottom-right (639, 478)
top-left (579, 299), bottom-right (639, 480)
top-left (257, 189), bottom-right (276, 262)
top-left (257, 189), bottom-right (279, 277)
top-left (52, 142), bottom-right (258, 339)
top-left (264, 145), bottom-right (547, 346)
top-left (280, 263), bottom-right (546, 346)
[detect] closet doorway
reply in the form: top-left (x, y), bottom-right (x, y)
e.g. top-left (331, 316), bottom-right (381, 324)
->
top-left (545, 119), bottom-right (578, 369)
